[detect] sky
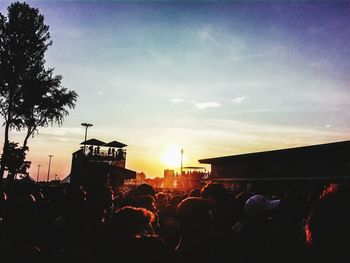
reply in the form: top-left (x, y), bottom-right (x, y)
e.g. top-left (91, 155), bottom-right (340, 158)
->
top-left (1, 1), bottom-right (350, 180)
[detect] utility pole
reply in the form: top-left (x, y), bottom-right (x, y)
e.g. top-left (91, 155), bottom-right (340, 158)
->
top-left (81, 123), bottom-right (93, 154)
top-left (36, 164), bottom-right (41, 182)
top-left (47, 155), bottom-right (53, 182)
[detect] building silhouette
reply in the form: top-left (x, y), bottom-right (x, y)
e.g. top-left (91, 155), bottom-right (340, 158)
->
top-left (164, 169), bottom-right (175, 188)
top-left (69, 138), bottom-right (136, 189)
top-left (199, 140), bottom-right (350, 184)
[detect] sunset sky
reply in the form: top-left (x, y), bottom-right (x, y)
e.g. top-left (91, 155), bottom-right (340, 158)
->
top-left (1, 1), bottom-right (350, 180)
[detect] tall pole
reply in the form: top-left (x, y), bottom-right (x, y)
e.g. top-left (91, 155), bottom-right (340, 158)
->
top-left (36, 164), bottom-right (41, 182)
top-left (81, 123), bottom-right (93, 154)
top-left (47, 155), bottom-right (53, 182)
top-left (181, 148), bottom-right (184, 176)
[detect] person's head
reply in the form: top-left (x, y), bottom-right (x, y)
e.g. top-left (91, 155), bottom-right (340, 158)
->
top-left (234, 191), bottom-right (253, 220)
top-left (244, 194), bottom-right (280, 219)
top-left (201, 183), bottom-right (233, 228)
top-left (156, 192), bottom-right (168, 210)
top-left (132, 195), bottom-right (157, 213)
top-left (176, 197), bottom-right (210, 235)
top-left (4, 183), bottom-right (37, 226)
top-left (201, 182), bottom-right (230, 207)
top-left (135, 184), bottom-right (156, 197)
top-left (86, 184), bottom-right (113, 221)
top-left (4, 188), bottom-right (37, 226)
top-left (109, 206), bottom-right (155, 237)
top-left (169, 195), bottom-right (185, 208)
top-left (63, 185), bottom-right (86, 215)
top-left (306, 184), bottom-right (350, 263)
top-left (188, 188), bottom-right (201, 198)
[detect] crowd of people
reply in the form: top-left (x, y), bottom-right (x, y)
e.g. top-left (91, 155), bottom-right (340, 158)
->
top-left (83, 146), bottom-right (125, 159)
top-left (0, 179), bottom-right (349, 263)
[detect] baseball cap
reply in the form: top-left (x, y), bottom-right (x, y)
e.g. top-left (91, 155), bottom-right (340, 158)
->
top-left (244, 194), bottom-right (280, 218)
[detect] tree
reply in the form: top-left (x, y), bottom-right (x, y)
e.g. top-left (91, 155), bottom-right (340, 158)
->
top-left (0, 2), bottom-right (78, 180)
top-left (18, 68), bottom-right (77, 150)
top-left (6, 142), bottom-right (30, 179)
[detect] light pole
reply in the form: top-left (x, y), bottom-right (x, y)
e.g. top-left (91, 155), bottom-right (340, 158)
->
top-left (47, 155), bottom-right (53, 182)
top-left (181, 148), bottom-right (184, 176)
top-left (36, 164), bottom-right (41, 182)
top-left (81, 123), bottom-right (93, 154)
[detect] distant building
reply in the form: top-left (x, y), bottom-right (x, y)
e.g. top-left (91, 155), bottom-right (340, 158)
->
top-left (199, 140), bottom-right (350, 183)
top-left (164, 169), bottom-right (175, 188)
top-left (145, 177), bottom-right (163, 188)
top-left (69, 138), bottom-right (136, 189)
top-left (176, 167), bottom-right (207, 189)
top-left (136, 172), bottom-right (146, 184)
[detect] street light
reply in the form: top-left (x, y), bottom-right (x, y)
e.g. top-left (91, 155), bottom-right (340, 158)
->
top-left (81, 123), bottom-right (93, 154)
top-left (36, 164), bottom-right (41, 182)
top-left (47, 155), bottom-right (53, 182)
top-left (181, 148), bottom-right (184, 176)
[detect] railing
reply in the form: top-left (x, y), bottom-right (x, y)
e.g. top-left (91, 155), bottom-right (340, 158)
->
top-left (82, 149), bottom-right (126, 161)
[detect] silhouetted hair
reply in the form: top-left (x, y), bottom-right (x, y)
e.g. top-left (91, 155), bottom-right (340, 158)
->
top-left (176, 197), bottom-right (210, 233)
top-left (306, 183), bottom-right (350, 263)
top-left (169, 195), bottom-right (185, 207)
top-left (201, 182), bottom-right (230, 205)
top-left (63, 185), bottom-right (86, 214)
top-left (188, 188), bottom-right (201, 197)
top-left (130, 194), bottom-right (156, 212)
top-left (109, 206), bottom-right (155, 237)
top-left (156, 192), bottom-right (168, 202)
top-left (135, 183), bottom-right (156, 197)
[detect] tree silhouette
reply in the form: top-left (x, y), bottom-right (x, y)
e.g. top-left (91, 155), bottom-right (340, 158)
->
top-left (6, 142), bottom-right (30, 180)
top-left (18, 68), bottom-right (77, 150)
top-left (0, 2), bottom-right (78, 180)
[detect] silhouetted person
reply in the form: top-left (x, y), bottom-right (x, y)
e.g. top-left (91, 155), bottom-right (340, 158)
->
top-left (176, 197), bottom-right (237, 263)
top-left (111, 148), bottom-right (115, 158)
top-left (88, 145), bottom-right (93, 156)
top-left (0, 183), bottom-right (44, 262)
top-left (52, 185), bottom-right (87, 251)
top-left (117, 148), bottom-right (123, 159)
top-left (97, 206), bottom-right (156, 262)
top-left (201, 182), bottom-right (234, 231)
top-left (235, 194), bottom-right (281, 263)
top-left (156, 192), bottom-right (168, 211)
top-left (129, 234), bottom-right (176, 263)
top-left (176, 197), bottom-right (211, 263)
top-left (110, 206), bottom-right (155, 238)
top-left (306, 184), bottom-right (350, 263)
top-left (158, 208), bottom-right (180, 250)
top-left (188, 188), bottom-right (201, 197)
top-left (130, 195), bottom-right (157, 213)
top-left (134, 183), bottom-right (156, 198)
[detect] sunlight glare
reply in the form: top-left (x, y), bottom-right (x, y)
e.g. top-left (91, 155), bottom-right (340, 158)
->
top-left (160, 145), bottom-right (183, 168)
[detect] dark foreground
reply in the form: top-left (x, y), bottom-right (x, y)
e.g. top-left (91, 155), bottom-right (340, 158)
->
top-left (0, 180), bottom-right (349, 263)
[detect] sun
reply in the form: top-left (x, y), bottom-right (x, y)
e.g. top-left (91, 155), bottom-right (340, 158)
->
top-left (160, 145), bottom-right (183, 168)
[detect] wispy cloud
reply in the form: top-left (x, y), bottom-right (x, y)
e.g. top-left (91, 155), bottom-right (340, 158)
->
top-left (148, 49), bottom-right (171, 66)
top-left (54, 27), bottom-right (82, 39)
top-left (170, 98), bottom-right (184, 103)
top-left (231, 96), bottom-right (246, 104)
top-left (97, 91), bottom-right (104, 96)
top-left (38, 127), bottom-right (83, 137)
top-left (231, 53), bottom-right (267, 62)
top-left (192, 101), bottom-right (221, 110)
top-left (198, 30), bottom-right (213, 42)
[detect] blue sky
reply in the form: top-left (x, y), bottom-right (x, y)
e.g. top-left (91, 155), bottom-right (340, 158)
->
top-left (1, 1), bottom-right (350, 179)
